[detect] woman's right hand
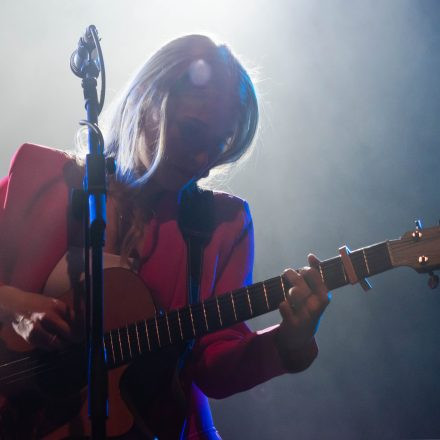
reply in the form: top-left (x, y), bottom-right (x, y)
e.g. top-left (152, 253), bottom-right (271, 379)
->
top-left (0, 285), bottom-right (76, 351)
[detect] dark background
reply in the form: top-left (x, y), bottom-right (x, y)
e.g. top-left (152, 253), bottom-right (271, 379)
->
top-left (1, 1), bottom-right (439, 438)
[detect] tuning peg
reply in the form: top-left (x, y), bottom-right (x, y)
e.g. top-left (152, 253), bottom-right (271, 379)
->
top-left (428, 272), bottom-right (439, 289)
top-left (412, 219), bottom-right (423, 240)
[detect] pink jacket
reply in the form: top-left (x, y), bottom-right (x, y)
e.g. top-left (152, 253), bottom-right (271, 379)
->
top-left (0, 144), bottom-right (318, 439)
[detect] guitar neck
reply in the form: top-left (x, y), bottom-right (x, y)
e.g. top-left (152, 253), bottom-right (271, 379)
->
top-left (104, 240), bottom-right (393, 369)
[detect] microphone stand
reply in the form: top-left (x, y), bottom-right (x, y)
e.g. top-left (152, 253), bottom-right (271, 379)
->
top-left (71, 25), bottom-right (109, 439)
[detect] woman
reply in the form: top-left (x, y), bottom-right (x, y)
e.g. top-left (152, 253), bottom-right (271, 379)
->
top-left (0, 35), bottom-right (330, 439)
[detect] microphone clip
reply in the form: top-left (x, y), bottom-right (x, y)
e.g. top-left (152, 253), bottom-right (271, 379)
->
top-left (70, 26), bottom-right (100, 79)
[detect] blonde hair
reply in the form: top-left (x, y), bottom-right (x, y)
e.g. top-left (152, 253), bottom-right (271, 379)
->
top-left (77, 35), bottom-right (259, 262)
top-left (99, 34), bottom-right (258, 187)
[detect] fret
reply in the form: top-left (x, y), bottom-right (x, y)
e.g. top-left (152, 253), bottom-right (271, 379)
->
top-left (362, 249), bottom-right (371, 275)
top-left (103, 335), bottom-right (114, 365)
top-left (215, 294), bottom-right (240, 328)
top-left (165, 313), bottom-right (172, 343)
top-left (363, 242), bottom-right (392, 275)
top-left (319, 257), bottom-right (346, 290)
top-left (192, 304), bottom-right (206, 336)
top-left (247, 282), bottom-right (270, 317)
top-left (189, 305), bottom-right (196, 337)
top-left (386, 241), bottom-right (395, 266)
top-left (216, 296), bottom-right (223, 327)
top-left (262, 281), bottom-right (269, 310)
top-left (143, 320), bottom-right (151, 351)
top-left (335, 257), bottom-right (349, 288)
top-left (262, 277), bottom-right (284, 308)
top-left (231, 292), bottom-right (238, 321)
top-left (177, 309), bottom-right (183, 341)
top-left (233, 288), bottom-right (250, 320)
top-left (165, 310), bottom-right (176, 342)
top-left (126, 326), bottom-right (132, 359)
top-left (202, 298), bottom-right (222, 332)
top-left (135, 321), bottom-right (142, 354)
top-left (176, 307), bottom-right (193, 340)
top-left (350, 250), bottom-right (369, 281)
top-left (109, 332), bottom-right (118, 363)
top-left (108, 331), bottom-right (116, 363)
top-left (280, 276), bottom-right (288, 301)
top-left (117, 328), bottom-right (124, 362)
top-left (246, 287), bottom-right (253, 316)
top-left (202, 302), bottom-right (209, 331)
top-left (136, 321), bottom-right (148, 354)
top-left (155, 316), bottom-right (161, 348)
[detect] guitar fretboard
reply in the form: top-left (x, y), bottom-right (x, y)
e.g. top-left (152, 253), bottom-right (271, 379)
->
top-left (103, 240), bottom-right (393, 369)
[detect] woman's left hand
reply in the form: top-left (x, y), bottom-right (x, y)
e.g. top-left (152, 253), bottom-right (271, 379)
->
top-left (277, 254), bottom-right (331, 352)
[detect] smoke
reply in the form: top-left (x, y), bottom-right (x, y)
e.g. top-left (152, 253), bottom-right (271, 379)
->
top-left (1, 0), bottom-right (440, 438)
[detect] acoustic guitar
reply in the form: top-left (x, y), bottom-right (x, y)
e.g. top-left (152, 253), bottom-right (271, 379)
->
top-left (0, 223), bottom-right (439, 439)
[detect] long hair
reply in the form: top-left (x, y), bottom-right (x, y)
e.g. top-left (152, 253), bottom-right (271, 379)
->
top-left (100, 34), bottom-right (259, 188)
top-left (76, 35), bottom-right (259, 263)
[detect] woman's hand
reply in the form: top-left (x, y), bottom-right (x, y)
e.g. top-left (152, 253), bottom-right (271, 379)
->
top-left (0, 286), bottom-right (76, 351)
top-left (276, 254), bottom-right (331, 352)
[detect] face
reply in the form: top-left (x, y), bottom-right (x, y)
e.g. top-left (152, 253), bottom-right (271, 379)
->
top-left (150, 81), bottom-right (237, 192)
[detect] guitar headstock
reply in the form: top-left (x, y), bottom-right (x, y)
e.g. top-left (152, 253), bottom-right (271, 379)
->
top-left (388, 223), bottom-right (440, 273)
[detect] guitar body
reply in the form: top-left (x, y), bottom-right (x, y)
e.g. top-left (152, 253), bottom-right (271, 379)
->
top-left (0, 268), bottom-right (187, 439)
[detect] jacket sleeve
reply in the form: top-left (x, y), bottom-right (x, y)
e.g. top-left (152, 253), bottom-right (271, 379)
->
top-left (0, 176), bottom-right (9, 287)
top-left (187, 200), bottom-right (318, 399)
top-left (0, 176), bottom-right (7, 207)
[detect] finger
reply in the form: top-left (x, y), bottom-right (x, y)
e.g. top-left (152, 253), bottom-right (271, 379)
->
top-left (300, 268), bottom-right (328, 299)
top-left (52, 299), bottom-right (82, 342)
top-left (306, 291), bottom-right (332, 319)
top-left (40, 313), bottom-right (75, 342)
top-left (51, 298), bottom-right (75, 323)
top-left (283, 269), bottom-right (311, 302)
top-left (288, 285), bottom-right (310, 310)
top-left (280, 297), bottom-right (314, 334)
top-left (307, 253), bottom-right (321, 269)
top-left (302, 254), bottom-right (329, 296)
top-left (28, 322), bottom-right (63, 351)
top-left (283, 268), bottom-right (309, 290)
top-left (279, 300), bottom-right (301, 325)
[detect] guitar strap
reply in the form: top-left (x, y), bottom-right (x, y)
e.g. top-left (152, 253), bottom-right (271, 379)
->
top-left (178, 183), bottom-right (215, 344)
top-left (177, 184), bottom-right (215, 440)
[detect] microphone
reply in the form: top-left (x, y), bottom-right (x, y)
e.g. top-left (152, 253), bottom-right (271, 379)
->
top-left (70, 26), bottom-right (99, 78)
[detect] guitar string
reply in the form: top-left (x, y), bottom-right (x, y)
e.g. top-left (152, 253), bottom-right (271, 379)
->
top-left (0, 345), bottom-right (75, 372)
top-left (0, 270), bottom-right (322, 379)
top-left (0, 259), bottom-right (337, 379)
top-left (0, 250), bottom-right (392, 383)
top-left (0, 278), bottom-right (285, 383)
top-left (0, 347), bottom-right (81, 385)
top-left (139, 276), bottom-right (288, 342)
top-left (135, 247), bottom-right (391, 346)
top-left (0, 272), bottom-right (320, 372)
top-left (7, 242), bottom-right (396, 379)
top-left (4, 246), bottom-right (390, 371)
